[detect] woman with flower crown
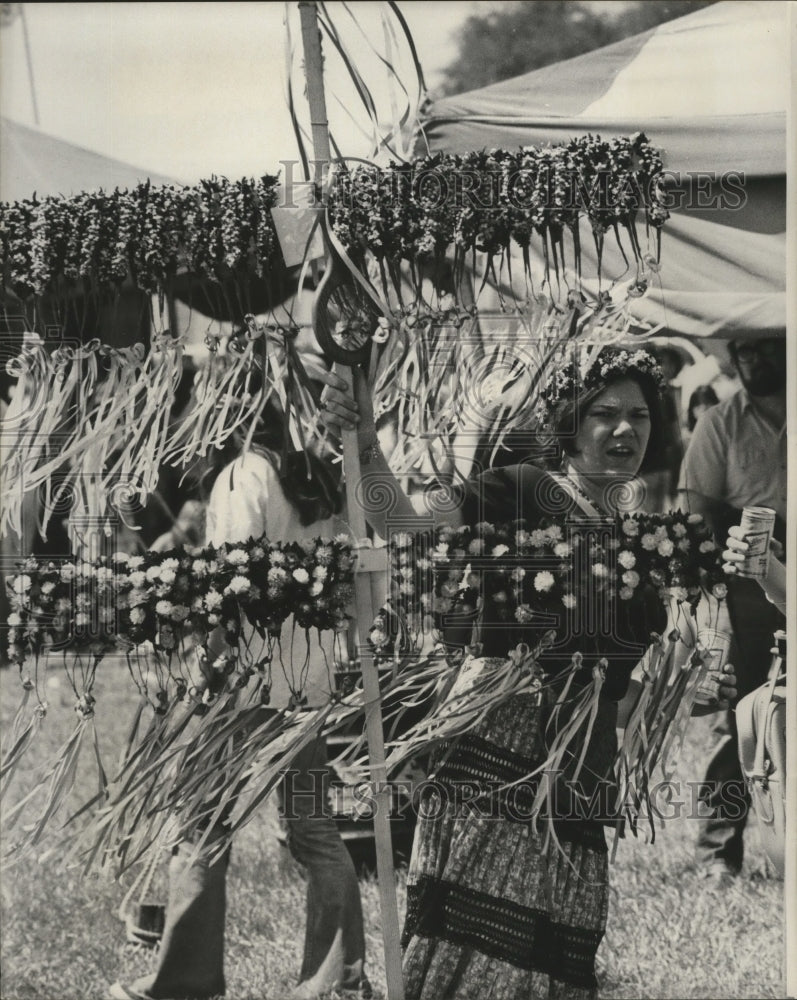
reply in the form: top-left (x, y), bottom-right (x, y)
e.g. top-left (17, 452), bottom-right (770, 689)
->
top-left (318, 345), bottom-right (737, 1000)
top-left (109, 388), bottom-right (370, 1000)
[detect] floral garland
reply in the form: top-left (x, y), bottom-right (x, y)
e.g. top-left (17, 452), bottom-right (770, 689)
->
top-left (3, 513), bottom-right (725, 869)
top-left (329, 133), bottom-right (669, 300)
top-left (6, 510), bottom-right (724, 710)
top-left (6, 534), bottom-right (355, 674)
top-left (2, 135), bottom-right (667, 312)
top-left (366, 510), bottom-right (727, 852)
top-left (1, 175), bottom-right (281, 302)
top-left (1, 138), bottom-right (670, 541)
top-left (2, 532), bottom-right (357, 868)
top-left (535, 345), bottom-right (667, 428)
top-left (319, 136), bottom-right (671, 483)
top-left (384, 510), bottom-right (726, 652)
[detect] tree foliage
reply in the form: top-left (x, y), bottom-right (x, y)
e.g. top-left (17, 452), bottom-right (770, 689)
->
top-left (437, 1), bottom-right (716, 97)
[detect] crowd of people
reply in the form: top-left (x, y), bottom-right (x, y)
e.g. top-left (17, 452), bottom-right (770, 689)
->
top-left (102, 333), bottom-right (784, 1000)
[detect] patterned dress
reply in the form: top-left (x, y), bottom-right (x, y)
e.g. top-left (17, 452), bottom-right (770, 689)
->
top-left (402, 464), bottom-right (665, 999)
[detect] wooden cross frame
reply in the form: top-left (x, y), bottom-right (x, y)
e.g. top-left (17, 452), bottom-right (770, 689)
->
top-left (297, 4), bottom-right (405, 998)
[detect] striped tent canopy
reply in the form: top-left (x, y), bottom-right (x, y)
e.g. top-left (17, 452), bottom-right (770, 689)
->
top-left (416, 1), bottom-right (787, 339)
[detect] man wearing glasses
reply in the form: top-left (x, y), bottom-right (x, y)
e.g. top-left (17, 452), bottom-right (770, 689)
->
top-left (678, 337), bottom-right (786, 883)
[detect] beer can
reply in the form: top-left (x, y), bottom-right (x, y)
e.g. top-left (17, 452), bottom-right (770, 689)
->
top-left (695, 626), bottom-right (732, 704)
top-left (737, 505), bottom-right (776, 580)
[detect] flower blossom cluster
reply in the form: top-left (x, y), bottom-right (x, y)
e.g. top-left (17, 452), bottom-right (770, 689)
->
top-left (2, 137), bottom-right (667, 339)
top-left (329, 134), bottom-right (668, 300)
top-left (5, 556), bottom-right (118, 665)
top-left (1, 175), bottom-right (280, 302)
top-left (617, 510), bottom-right (726, 604)
top-left (6, 534), bottom-right (355, 665)
top-left (387, 510), bottom-right (725, 647)
top-left (535, 346), bottom-right (666, 427)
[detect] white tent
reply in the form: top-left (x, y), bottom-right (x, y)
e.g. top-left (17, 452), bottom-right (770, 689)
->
top-left (416, 1), bottom-right (787, 339)
top-left (0, 116), bottom-right (178, 202)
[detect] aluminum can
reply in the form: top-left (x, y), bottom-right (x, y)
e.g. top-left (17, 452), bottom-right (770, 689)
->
top-left (737, 505), bottom-right (776, 580)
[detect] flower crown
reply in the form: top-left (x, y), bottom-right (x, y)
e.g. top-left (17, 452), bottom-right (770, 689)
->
top-left (535, 347), bottom-right (666, 427)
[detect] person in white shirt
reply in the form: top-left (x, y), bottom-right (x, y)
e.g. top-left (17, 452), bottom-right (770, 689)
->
top-left (110, 399), bottom-right (370, 1000)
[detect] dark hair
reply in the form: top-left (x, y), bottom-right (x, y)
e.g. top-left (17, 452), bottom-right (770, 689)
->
top-left (194, 356), bottom-right (342, 526)
top-left (551, 367), bottom-right (667, 474)
top-left (686, 384), bottom-right (719, 432)
top-left (728, 338), bottom-right (785, 366)
top-left (727, 340), bottom-right (744, 368)
top-left (655, 346), bottom-right (685, 378)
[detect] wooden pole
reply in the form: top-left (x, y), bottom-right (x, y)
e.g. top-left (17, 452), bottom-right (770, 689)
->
top-left (297, 5), bottom-right (405, 998)
top-left (784, 9), bottom-right (796, 996)
top-left (20, 4), bottom-right (40, 127)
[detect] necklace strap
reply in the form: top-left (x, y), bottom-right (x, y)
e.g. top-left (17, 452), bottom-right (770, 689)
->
top-left (549, 472), bottom-right (604, 518)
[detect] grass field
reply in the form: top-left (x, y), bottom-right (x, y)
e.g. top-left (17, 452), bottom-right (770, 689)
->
top-left (0, 655), bottom-right (785, 1000)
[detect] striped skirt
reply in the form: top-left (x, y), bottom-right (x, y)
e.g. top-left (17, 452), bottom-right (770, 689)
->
top-left (402, 692), bottom-right (610, 1000)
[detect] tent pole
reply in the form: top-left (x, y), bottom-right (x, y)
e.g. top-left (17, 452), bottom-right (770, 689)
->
top-left (297, 5), bottom-right (405, 999)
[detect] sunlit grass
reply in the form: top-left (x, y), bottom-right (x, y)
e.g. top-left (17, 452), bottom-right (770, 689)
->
top-left (0, 656), bottom-right (784, 999)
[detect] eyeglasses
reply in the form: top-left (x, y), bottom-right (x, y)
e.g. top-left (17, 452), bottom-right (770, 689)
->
top-left (733, 341), bottom-right (782, 363)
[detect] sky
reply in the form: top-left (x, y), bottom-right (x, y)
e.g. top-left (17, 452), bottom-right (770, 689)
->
top-left (0, 2), bottom-right (500, 183)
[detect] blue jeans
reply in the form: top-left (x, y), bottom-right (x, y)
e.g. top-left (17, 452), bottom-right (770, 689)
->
top-left (695, 577), bottom-right (783, 870)
top-left (281, 739), bottom-right (366, 984)
top-left (141, 737), bottom-right (364, 998)
top-left (695, 708), bottom-right (749, 871)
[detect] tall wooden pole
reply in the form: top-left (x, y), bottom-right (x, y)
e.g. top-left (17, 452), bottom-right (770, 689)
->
top-left (20, 4), bottom-right (40, 126)
top-left (297, 5), bottom-right (405, 998)
top-left (784, 8), bottom-right (796, 996)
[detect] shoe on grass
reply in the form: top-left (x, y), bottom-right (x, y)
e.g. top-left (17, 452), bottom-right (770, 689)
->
top-left (700, 859), bottom-right (740, 887)
top-left (108, 983), bottom-right (153, 1000)
top-left (289, 960), bottom-right (373, 1000)
top-left (108, 977), bottom-right (223, 1000)
top-left (340, 959), bottom-right (373, 999)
